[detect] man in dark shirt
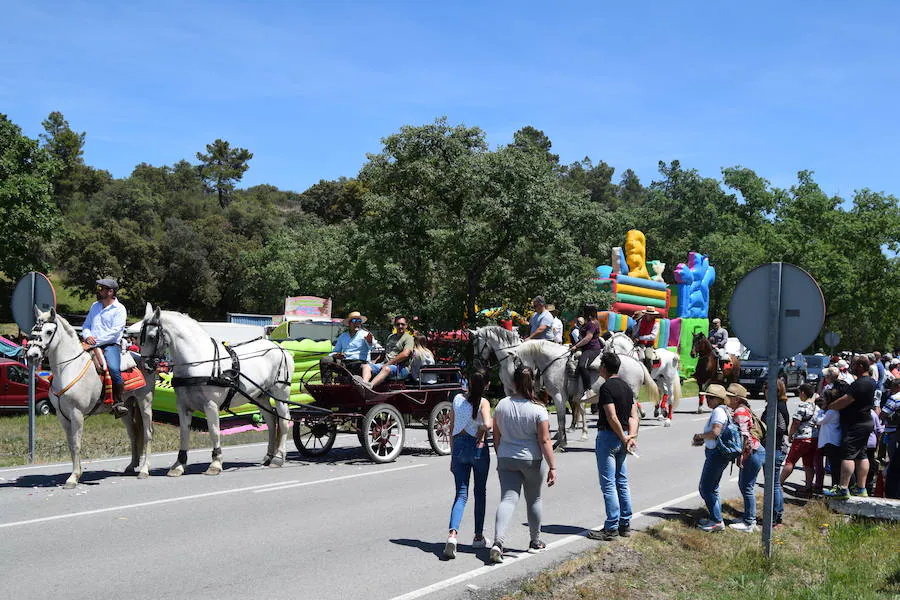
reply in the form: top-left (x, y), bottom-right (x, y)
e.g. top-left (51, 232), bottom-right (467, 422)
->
top-left (588, 353), bottom-right (639, 541)
top-left (825, 357), bottom-right (877, 499)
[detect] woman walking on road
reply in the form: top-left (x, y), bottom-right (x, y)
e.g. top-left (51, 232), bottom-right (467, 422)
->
top-left (490, 365), bottom-right (557, 563)
top-left (444, 367), bottom-right (493, 559)
top-left (692, 384), bottom-right (731, 532)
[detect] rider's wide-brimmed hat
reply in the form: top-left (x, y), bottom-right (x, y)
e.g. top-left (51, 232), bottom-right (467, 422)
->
top-left (342, 311), bottom-right (367, 326)
top-left (704, 383), bottom-right (728, 401)
top-left (545, 304), bottom-right (557, 312)
top-left (642, 307), bottom-right (661, 317)
top-left (726, 383), bottom-right (749, 399)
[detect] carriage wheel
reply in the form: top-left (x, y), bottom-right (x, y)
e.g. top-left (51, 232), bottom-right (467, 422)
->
top-left (427, 401), bottom-right (452, 456)
top-left (361, 403), bottom-right (405, 463)
top-left (293, 419), bottom-right (337, 457)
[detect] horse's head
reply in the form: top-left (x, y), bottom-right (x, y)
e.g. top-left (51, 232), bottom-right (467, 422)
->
top-left (469, 329), bottom-right (492, 367)
top-left (690, 331), bottom-right (708, 358)
top-left (139, 303), bottom-right (166, 366)
top-left (26, 306), bottom-right (60, 366)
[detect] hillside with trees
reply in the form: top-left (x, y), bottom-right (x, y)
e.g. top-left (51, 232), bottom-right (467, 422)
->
top-left (1, 112), bottom-right (897, 350)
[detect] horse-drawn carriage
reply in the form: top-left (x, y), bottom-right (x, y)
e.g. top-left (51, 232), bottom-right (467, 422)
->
top-left (289, 360), bottom-right (464, 463)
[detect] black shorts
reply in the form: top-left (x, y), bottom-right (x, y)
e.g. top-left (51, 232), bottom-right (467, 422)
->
top-left (841, 421), bottom-right (874, 461)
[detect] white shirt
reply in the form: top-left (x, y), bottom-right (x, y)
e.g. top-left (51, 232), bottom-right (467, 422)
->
top-left (704, 405), bottom-right (729, 449)
top-left (81, 299), bottom-right (127, 346)
top-left (551, 317), bottom-right (564, 344)
top-left (451, 393), bottom-right (484, 437)
top-left (815, 409), bottom-right (842, 448)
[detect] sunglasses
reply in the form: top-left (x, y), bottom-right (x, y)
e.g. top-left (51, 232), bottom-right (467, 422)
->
top-left (349, 318), bottom-right (362, 324)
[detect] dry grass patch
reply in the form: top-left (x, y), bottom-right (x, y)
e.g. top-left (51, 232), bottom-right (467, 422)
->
top-left (0, 413), bottom-right (271, 467)
top-left (498, 498), bottom-right (899, 600)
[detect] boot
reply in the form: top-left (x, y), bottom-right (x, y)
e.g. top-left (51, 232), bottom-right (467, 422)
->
top-left (111, 382), bottom-right (128, 418)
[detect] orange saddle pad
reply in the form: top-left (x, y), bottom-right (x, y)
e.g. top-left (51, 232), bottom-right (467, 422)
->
top-left (102, 368), bottom-right (147, 404)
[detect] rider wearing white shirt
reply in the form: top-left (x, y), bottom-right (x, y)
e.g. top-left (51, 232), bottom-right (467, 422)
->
top-left (81, 278), bottom-right (128, 416)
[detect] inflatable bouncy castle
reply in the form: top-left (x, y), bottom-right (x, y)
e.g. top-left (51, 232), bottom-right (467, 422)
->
top-left (594, 230), bottom-right (716, 378)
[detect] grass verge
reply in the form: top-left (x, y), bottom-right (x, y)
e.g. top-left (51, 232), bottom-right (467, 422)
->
top-left (0, 414), bottom-right (270, 467)
top-left (497, 498), bottom-right (900, 600)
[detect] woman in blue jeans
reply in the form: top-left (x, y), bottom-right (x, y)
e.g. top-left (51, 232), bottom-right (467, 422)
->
top-left (444, 367), bottom-right (493, 559)
top-left (691, 384), bottom-right (731, 532)
top-left (726, 383), bottom-right (763, 532)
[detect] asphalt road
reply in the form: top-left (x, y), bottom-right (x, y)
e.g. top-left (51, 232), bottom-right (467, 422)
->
top-left (0, 396), bottom-right (799, 600)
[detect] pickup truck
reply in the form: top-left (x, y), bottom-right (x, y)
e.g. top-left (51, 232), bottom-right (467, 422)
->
top-left (737, 351), bottom-right (808, 397)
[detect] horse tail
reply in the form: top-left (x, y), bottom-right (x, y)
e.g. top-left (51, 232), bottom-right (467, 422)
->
top-left (641, 363), bottom-right (660, 406)
top-left (672, 359), bottom-right (682, 411)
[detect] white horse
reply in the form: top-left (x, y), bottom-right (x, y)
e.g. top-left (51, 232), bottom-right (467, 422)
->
top-left (566, 350), bottom-right (661, 439)
top-left (605, 333), bottom-right (682, 424)
top-left (138, 304), bottom-right (294, 476)
top-left (471, 327), bottom-right (571, 449)
top-left (26, 307), bottom-right (155, 488)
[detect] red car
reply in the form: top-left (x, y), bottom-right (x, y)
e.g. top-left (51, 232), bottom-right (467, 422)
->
top-left (0, 358), bottom-right (53, 415)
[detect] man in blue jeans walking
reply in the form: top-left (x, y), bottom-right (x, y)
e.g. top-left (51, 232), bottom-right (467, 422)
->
top-left (588, 353), bottom-right (640, 541)
top-left (81, 278), bottom-right (127, 417)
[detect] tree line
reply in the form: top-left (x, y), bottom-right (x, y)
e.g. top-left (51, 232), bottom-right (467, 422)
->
top-left (1, 113), bottom-right (898, 351)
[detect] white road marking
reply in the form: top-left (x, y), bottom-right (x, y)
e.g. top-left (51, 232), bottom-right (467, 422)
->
top-left (388, 477), bottom-right (740, 600)
top-left (254, 463), bottom-right (428, 493)
top-left (0, 463), bottom-right (429, 530)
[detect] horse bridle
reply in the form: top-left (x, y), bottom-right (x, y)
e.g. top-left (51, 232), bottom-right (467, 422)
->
top-left (139, 316), bottom-right (165, 370)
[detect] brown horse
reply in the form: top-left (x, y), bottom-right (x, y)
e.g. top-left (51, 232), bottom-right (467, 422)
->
top-left (690, 332), bottom-right (740, 412)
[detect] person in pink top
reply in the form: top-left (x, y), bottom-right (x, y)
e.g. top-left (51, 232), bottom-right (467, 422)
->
top-left (726, 383), bottom-right (763, 532)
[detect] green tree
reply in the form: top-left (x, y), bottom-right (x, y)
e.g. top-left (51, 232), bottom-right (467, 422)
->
top-left (0, 114), bottom-right (60, 278)
top-left (509, 126), bottom-right (559, 164)
top-left (196, 139), bottom-right (253, 208)
top-left (357, 118), bottom-right (594, 328)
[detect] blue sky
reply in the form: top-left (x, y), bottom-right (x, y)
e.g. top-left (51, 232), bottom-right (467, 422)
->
top-left (3, 1), bottom-right (899, 199)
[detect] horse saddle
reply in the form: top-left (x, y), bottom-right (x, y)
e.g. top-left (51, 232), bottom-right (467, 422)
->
top-left (85, 346), bottom-right (144, 404)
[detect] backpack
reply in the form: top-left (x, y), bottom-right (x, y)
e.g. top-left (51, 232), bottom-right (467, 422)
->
top-left (748, 408), bottom-right (767, 443)
top-left (715, 412), bottom-right (744, 459)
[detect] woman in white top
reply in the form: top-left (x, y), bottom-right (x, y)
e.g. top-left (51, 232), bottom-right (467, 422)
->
top-left (410, 335), bottom-right (437, 384)
top-left (443, 367), bottom-right (493, 559)
top-left (691, 384), bottom-right (731, 532)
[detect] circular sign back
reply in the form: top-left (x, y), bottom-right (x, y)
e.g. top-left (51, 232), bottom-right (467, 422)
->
top-left (728, 263), bottom-right (825, 359)
top-left (824, 331), bottom-right (841, 348)
top-left (11, 272), bottom-right (57, 333)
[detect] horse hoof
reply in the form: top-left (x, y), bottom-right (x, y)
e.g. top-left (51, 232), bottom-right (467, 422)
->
top-left (653, 407), bottom-right (660, 418)
top-left (262, 455), bottom-right (273, 467)
top-left (664, 419), bottom-right (672, 427)
top-left (204, 466), bottom-right (222, 476)
top-left (64, 480), bottom-right (77, 490)
top-left (268, 456), bottom-right (284, 468)
top-left (580, 433), bottom-right (589, 441)
top-left (167, 466), bottom-right (184, 478)
top-left (123, 466), bottom-right (136, 475)
top-left (137, 471), bottom-right (150, 479)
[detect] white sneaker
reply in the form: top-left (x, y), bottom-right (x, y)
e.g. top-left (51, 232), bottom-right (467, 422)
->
top-left (443, 536), bottom-right (457, 559)
top-left (699, 521), bottom-right (725, 532)
top-left (472, 536), bottom-right (491, 549)
top-left (729, 522), bottom-right (758, 533)
top-left (489, 544), bottom-right (504, 563)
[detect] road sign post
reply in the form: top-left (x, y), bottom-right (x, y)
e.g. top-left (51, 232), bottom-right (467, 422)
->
top-left (11, 272), bottom-right (57, 464)
top-left (729, 262), bottom-right (825, 558)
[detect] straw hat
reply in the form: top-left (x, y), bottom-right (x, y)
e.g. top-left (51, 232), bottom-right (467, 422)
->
top-left (704, 383), bottom-right (728, 401)
top-left (726, 383), bottom-right (749, 399)
top-left (642, 306), bottom-right (661, 317)
top-left (342, 310), bottom-right (367, 326)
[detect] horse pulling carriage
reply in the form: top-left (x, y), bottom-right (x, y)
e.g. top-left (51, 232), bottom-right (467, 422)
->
top-left (289, 359), bottom-right (464, 463)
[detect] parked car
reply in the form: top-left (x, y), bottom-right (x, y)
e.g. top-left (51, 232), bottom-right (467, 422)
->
top-left (803, 354), bottom-right (831, 388)
top-left (0, 358), bottom-right (52, 415)
top-left (737, 351), bottom-right (808, 397)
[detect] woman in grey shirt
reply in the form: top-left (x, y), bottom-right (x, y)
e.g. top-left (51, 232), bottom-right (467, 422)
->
top-left (490, 365), bottom-right (557, 563)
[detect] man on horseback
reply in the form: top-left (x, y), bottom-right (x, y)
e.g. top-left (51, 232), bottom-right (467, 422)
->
top-left (632, 306), bottom-right (661, 373)
top-left (81, 278), bottom-right (128, 417)
top-left (525, 296), bottom-right (555, 341)
top-left (708, 318), bottom-right (729, 367)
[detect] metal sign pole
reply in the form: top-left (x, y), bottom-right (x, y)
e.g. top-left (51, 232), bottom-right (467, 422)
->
top-left (28, 272), bottom-right (37, 464)
top-left (761, 262), bottom-right (783, 557)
